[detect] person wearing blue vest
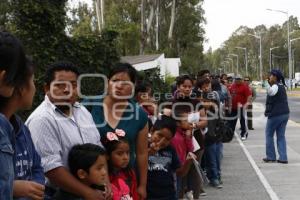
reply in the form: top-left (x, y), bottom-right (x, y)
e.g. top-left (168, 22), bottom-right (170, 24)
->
top-left (263, 69), bottom-right (289, 164)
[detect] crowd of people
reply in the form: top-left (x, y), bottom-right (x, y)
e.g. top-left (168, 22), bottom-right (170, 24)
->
top-left (0, 31), bottom-right (290, 200)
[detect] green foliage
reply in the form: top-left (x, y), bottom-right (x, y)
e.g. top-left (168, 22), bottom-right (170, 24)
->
top-left (5, 0), bottom-right (119, 118)
top-left (204, 16), bottom-right (300, 79)
top-left (137, 67), bottom-right (171, 102)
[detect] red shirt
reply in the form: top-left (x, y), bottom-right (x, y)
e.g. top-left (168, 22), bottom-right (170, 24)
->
top-left (171, 128), bottom-right (194, 164)
top-left (229, 83), bottom-right (251, 110)
top-left (110, 170), bottom-right (138, 200)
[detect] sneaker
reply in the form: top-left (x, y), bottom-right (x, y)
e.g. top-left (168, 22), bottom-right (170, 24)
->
top-left (219, 177), bottom-right (223, 185)
top-left (248, 128), bottom-right (254, 130)
top-left (209, 180), bottom-right (223, 189)
top-left (241, 136), bottom-right (246, 141)
top-left (262, 158), bottom-right (276, 163)
top-left (199, 191), bottom-right (207, 197)
top-left (277, 160), bottom-right (288, 164)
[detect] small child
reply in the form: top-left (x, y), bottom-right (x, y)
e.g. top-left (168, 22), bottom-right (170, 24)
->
top-left (102, 129), bottom-right (138, 200)
top-left (54, 143), bottom-right (108, 200)
top-left (147, 115), bottom-right (195, 200)
top-left (171, 106), bottom-right (196, 198)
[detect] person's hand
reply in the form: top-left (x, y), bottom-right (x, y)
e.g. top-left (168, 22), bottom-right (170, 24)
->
top-left (137, 185), bottom-right (147, 200)
top-left (13, 180), bottom-right (45, 200)
top-left (83, 188), bottom-right (107, 200)
top-left (186, 152), bottom-right (197, 161)
top-left (184, 129), bottom-right (193, 138)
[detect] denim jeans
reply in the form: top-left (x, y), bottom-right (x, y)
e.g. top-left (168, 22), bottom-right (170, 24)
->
top-left (205, 143), bottom-right (219, 182)
top-left (216, 142), bottom-right (223, 179)
top-left (265, 114), bottom-right (289, 161)
top-left (0, 119), bottom-right (14, 200)
top-left (229, 107), bottom-right (247, 136)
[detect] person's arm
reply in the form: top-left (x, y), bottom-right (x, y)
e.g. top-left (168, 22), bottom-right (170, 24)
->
top-left (26, 117), bottom-right (108, 200)
top-left (267, 84), bottom-right (279, 96)
top-left (13, 180), bottom-right (45, 200)
top-left (46, 167), bottom-right (108, 200)
top-left (136, 123), bottom-right (149, 200)
top-left (176, 153), bottom-right (196, 177)
top-left (195, 108), bottom-right (207, 129)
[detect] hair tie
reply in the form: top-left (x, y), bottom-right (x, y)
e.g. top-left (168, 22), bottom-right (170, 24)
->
top-left (106, 129), bottom-right (126, 141)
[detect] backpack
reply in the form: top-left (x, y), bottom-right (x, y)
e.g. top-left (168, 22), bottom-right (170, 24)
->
top-left (206, 109), bottom-right (234, 143)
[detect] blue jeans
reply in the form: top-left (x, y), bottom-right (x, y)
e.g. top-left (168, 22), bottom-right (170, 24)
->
top-left (265, 114), bottom-right (289, 161)
top-left (216, 142), bottom-right (223, 179)
top-left (205, 143), bottom-right (221, 182)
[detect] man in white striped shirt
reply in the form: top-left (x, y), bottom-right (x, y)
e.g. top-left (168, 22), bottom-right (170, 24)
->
top-left (26, 61), bottom-right (109, 200)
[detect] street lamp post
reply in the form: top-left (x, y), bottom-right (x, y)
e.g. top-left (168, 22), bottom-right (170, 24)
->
top-left (226, 58), bottom-right (234, 73)
top-left (290, 37), bottom-right (300, 78)
top-left (229, 54), bottom-right (239, 75)
top-left (270, 46), bottom-right (280, 71)
top-left (236, 47), bottom-right (248, 76)
top-left (248, 34), bottom-right (263, 82)
top-left (267, 8), bottom-right (292, 88)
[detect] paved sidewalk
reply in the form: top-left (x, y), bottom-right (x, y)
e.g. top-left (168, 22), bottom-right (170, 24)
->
top-left (201, 102), bottom-right (300, 200)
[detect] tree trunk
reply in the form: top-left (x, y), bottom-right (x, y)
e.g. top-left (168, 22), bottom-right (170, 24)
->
top-left (95, 0), bottom-right (104, 33)
top-left (146, 1), bottom-right (155, 44)
top-left (100, 0), bottom-right (104, 28)
top-left (155, 0), bottom-right (159, 50)
top-left (95, 0), bottom-right (102, 32)
top-left (140, 0), bottom-right (146, 55)
top-left (168, 0), bottom-right (176, 42)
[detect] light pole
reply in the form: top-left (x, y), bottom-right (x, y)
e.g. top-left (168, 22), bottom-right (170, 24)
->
top-left (248, 34), bottom-right (263, 82)
top-left (290, 37), bottom-right (300, 78)
top-left (235, 47), bottom-right (248, 76)
top-left (267, 8), bottom-right (291, 88)
top-left (226, 58), bottom-right (234, 73)
top-left (270, 46), bottom-right (280, 71)
top-left (229, 54), bottom-right (239, 75)
top-left (223, 60), bottom-right (232, 73)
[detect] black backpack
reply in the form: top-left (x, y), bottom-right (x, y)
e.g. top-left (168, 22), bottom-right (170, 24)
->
top-left (206, 110), bottom-right (234, 143)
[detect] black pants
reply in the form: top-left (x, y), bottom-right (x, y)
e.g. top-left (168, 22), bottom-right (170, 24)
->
top-left (229, 107), bottom-right (247, 137)
top-left (247, 104), bottom-right (253, 129)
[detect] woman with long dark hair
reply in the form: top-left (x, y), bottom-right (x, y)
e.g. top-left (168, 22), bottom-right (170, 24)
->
top-left (263, 69), bottom-right (289, 164)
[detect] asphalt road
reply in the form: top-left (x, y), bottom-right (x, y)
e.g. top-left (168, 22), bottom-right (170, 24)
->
top-left (255, 92), bottom-right (300, 123)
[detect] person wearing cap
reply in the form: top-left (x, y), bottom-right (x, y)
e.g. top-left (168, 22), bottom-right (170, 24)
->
top-left (263, 69), bottom-right (289, 164)
top-left (228, 75), bottom-right (252, 141)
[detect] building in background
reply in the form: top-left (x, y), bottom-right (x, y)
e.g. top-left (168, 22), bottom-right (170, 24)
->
top-left (121, 54), bottom-right (181, 80)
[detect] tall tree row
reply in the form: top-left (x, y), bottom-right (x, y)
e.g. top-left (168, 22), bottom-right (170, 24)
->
top-left (204, 16), bottom-right (300, 79)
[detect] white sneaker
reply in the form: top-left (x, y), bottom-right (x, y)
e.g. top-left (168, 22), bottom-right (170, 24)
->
top-left (241, 136), bottom-right (246, 141)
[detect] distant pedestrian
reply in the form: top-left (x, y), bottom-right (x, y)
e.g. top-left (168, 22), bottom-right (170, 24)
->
top-left (244, 76), bottom-right (256, 130)
top-left (229, 75), bottom-right (252, 140)
top-left (263, 69), bottom-right (289, 164)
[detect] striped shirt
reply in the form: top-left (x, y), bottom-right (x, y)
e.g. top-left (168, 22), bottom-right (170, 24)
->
top-left (25, 96), bottom-right (103, 183)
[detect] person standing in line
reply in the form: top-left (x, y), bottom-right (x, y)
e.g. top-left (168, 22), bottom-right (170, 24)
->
top-left (0, 58), bottom-right (45, 200)
top-left (0, 31), bottom-right (29, 200)
top-left (26, 62), bottom-right (109, 200)
top-left (263, 69), bottom-right (289, 164)
top-left (244, 76), bottom-right (256, 130)
top-left (89, 63), bottom-right (149, 199)
top-left (229, 75), bottom-right (252, 141)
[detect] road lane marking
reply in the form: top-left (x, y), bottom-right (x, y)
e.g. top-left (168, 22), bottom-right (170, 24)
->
top-left (235, 133), bottom-right (280, 200)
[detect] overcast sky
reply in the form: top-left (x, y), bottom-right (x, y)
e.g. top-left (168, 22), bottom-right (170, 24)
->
top-left (203, 0), bottom-right (300, 51)
top-left (71, 0), bottom-right (300, 52)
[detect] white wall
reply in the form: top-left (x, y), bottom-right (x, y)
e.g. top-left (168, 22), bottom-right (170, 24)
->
top-left (165, 58), bottom-right (181, 77)
top-left (132, 54), bottom-right (181, 80)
